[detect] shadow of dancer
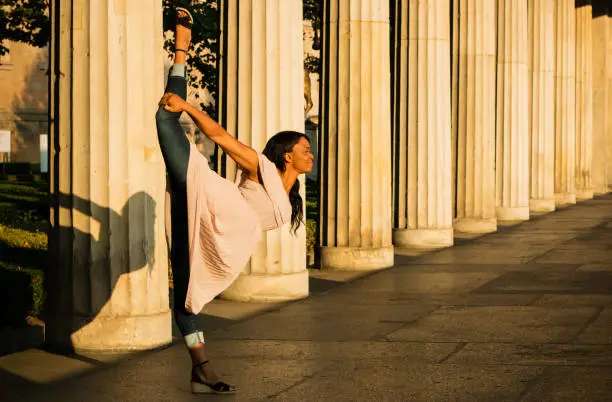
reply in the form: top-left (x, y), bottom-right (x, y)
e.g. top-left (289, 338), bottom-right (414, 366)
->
top-left (44, 190), bottom-right (168, 354)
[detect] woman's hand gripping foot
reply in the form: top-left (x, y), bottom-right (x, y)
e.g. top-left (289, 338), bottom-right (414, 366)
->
top-left (158, 93), bottom-right (186, 113)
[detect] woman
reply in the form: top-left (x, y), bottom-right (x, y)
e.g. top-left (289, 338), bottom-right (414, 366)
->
top-left (155, 6), bottom-right (314, 395)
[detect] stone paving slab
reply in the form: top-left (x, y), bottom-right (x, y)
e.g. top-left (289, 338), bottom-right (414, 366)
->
top-left (446, 343), bottom-right (612, 366)
top-left (575, 308), bottom-right (612, 344)
top-left (385, 306), bottom-right (598, 344)
top-left (271, 362), bottom-right (544, 402)
top-left (207, 303), bottom-right (434, 341)
top-left (338, 271), bottom-right (502, 293)
top-left (532, 294), bottom-right (612, 307)
top-left (520, 367), bottom-right (612, 402)
top-left (205, 340), bottom-right (459, 364)
top-left (474, 271), bottom-right (612, 294)
top-left (1, 194), bottom-right (612, 401)
top-left (400, 263), bottom-right (581, 273)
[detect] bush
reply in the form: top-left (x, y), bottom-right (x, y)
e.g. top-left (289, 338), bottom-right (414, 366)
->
top-left (0, 180), bottom-right (48, 322)
top-left (0, 163), bottom-right (41, 175)
top-left (0, 262), bottom-right (45, 322)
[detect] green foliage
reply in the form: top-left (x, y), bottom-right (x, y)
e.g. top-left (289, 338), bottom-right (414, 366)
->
top-left (304, 54), bottom-right (321, 75)
top-left (0, 180), bottom-right (48, 320)
top-left (303, 0), bottom-right (322, 31)
top-left (303, 1), bottom-right (322, 75)
top-left (0, 0), bottom-right (50, 57)
top-left (305, 178), bottom-right (319, 254)
top-left (0, 260), bottom-right (45, 319)
top-left (306, 218), bottom-right (316, 254)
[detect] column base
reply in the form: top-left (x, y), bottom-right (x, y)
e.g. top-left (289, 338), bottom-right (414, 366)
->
top-left (529, 199), bottom-right (556, 213)
top-left (220, 270), bottom-right (309, 302)
top-left (496, 206), bottom-right (530, 222)
top-left (393, 228), bottom-right (454, 248)
top-left (453, 218), bottom-right (497, 234)
top-left (46, 311), bottom-right (172, 353)
top-left (555, 192), bottom-right (577, 207)
top-left (576, 188), bottom-right (594, 201)
top-left (320, 246), bottom-right (394, 271)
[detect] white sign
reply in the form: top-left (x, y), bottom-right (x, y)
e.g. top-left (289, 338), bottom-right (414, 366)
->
top-left (0, 130), bottom-right (10, 153)
top-left (40, 134), bottom-right (48, 173)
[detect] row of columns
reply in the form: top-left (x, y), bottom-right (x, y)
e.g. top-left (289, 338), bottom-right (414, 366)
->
top-left (48, 0), bottom-right (612, 351)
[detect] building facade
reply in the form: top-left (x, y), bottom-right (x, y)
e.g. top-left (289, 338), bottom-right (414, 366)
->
top-left (0, 42), bottom-right (48, 164)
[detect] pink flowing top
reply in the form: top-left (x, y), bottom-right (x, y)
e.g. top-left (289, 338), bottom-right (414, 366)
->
top-left (165, 143), bottom-right (292, 314)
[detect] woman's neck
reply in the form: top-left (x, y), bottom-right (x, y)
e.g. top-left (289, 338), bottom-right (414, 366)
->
top-left (279, 168), bottom-right (300, 194)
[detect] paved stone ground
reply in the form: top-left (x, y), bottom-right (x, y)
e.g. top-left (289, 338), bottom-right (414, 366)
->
top-left (1, 195), bottom-right (612, 401)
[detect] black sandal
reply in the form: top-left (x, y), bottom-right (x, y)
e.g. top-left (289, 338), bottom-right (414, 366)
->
top-left (191, 360), bottom-right (237, 395)
top-left (174, 3), bottom-right (193, 54)
top-left (176, 4), bottom-right (194, 30)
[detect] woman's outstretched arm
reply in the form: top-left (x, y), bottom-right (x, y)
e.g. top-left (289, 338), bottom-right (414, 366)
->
top-left (159, 93), bottom-right (259, 180)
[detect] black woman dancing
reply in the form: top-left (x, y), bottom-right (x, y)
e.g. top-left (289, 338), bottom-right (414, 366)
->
top-left (155, 6), bottom-right (314, 395)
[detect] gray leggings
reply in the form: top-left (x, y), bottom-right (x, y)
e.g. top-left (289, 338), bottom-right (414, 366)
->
top-left (155, 65), bottom-right (201, 340)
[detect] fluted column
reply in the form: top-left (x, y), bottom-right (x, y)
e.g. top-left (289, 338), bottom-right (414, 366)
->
top-left (528, 0), bottom-right (556, 212)
top-left (575, 0), bottom-right (594, 200)
top-left (555, 0), bottom-right (577, 206)
top-left (608, 5), bottom-right (612, 189)
top-left (218, 0), bottom-right (308, 299)
top-left (496, 0), bottom-right (530, 221)
top-left (392, 0), bottom-right (454, 246)
top-left (48, 0), bottom-right (171, 351)
top-left (319, 0), bottom-right (393, 270)
top-left (591, 0), bottom-right (609, 195)
top-left (452, 0), bottom-right (497, 233)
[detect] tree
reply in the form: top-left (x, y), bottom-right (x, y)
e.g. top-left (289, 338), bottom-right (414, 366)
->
top-left (303, 0), bottom-right (322, 75)
top-left (0, 0), bottom-right (50, 57)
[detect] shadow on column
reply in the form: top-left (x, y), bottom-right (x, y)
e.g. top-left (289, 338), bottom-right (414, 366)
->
top-left (44, 190), bottom-right (161, 355)
top-left (590, 0), bottom-right (609, 18)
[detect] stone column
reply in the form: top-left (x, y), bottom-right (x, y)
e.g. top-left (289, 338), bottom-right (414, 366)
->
top-left (47, 0), bottom-right (171, 351)
top-left (496, 0), bottom-right (530, 221)
top-left (575, 0), bottom-right (594, 200)
top-left (608, 6), bottom-right (612, 189)
top-left (452, 0), bottom-right (497, 233)
top-left (554, 0), bottom-right (577, 206)
top-left (528, 0), bottom-right (556, 212)
top-left (319, 0), bottom-right (393, 269)
top-left (592, 0), bottom-right (609, 195)
top-left (217, 0), bottom-right (308, 298)
top-left (392, 0), bottom-right (454, 246)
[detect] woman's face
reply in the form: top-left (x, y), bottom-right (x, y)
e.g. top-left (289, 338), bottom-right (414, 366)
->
top-left (287, 137), bottom-right (314, 174)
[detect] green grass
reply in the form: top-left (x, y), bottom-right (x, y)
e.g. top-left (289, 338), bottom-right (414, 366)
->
top-left (0, 181), bottom-right (48, 323)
